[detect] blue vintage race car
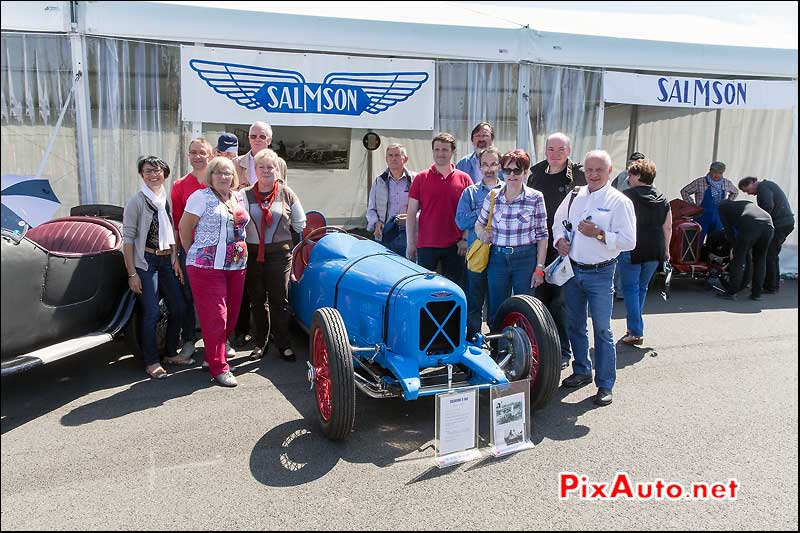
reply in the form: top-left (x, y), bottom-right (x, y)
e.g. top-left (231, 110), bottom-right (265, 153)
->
top-left (289, 224), bottom-right (561, 440)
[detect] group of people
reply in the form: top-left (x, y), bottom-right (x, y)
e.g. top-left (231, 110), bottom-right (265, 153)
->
top-left (123, 117), bottom-right (794, 403)
top-left (123, 121), bottom-right (306, 387)
top-left (678, 161), bottom-right (794, 301)
top-left (366, 121), bottom-right (794, 407)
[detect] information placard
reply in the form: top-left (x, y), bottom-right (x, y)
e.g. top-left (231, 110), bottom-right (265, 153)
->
top-left (490, 379), bottom-right (534, 457)
top-left (434, 388), bottom-right (481, 468)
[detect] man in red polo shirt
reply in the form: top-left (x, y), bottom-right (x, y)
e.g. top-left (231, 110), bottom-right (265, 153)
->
top-left (170, 137), bottom-right (211, 358)
top-left (406, 132), bottom-right (473, 285)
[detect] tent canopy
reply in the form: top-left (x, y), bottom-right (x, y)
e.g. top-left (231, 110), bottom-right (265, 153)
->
top-left (3, 1), bottom-right (796, 78)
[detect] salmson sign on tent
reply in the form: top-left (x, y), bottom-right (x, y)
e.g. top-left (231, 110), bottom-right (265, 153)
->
top-left (181, 46), bottom-right (435, 130)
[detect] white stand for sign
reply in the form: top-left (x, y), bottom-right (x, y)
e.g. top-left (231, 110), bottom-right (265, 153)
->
top-left (489, 379), bottom-right (534, 457)
top-left (434, 386), bottom-right (481, 468)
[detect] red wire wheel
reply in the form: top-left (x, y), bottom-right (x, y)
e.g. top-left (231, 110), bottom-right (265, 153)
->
top-left (492, 295), bottom-right (561, 411)
top-left (309, 308), bottom-right (355, 440)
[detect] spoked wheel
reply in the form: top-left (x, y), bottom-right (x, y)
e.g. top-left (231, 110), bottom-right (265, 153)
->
top-left (309, 308), bottom-right (355, 440)
top-left (491, 295), bottom-right (560, 411)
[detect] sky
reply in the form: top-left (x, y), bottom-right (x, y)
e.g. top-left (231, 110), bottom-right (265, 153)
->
top-left (164, 1), bottom-right (798, 49)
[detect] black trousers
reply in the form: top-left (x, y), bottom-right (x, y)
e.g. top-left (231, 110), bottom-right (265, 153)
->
top-left (245, 242), bottom-right (292, 351)
top-left (728, 225), bottom-right (774, 298)
top-left (764, 224), bottom-right (794, 292)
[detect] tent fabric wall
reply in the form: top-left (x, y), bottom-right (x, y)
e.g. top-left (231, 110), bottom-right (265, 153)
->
top-left (87, 37), bottom-right (182, 208)
top-left (600, 104), bottom-right (632, 176)
top-left (528, 65), bottom-right (603, 164)
top-left (0, 33), bottom-right (79, 218)
top-left (717, 108), bottom-right (798, 272)
top-left (634, 106), bottom-right (718, 202)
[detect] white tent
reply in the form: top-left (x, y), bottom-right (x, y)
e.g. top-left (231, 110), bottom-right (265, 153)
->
top-left (2, 1), bottom-right (797, 270)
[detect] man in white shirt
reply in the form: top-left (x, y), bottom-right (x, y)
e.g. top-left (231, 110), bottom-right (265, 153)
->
top-left (552, 150), bottom-right (636, 406)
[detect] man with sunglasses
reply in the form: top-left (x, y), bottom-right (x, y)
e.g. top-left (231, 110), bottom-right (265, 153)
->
top-left (552, 150), bottom-right (636, 407)
top-left (527, 132), bottom-right (586, 370)
top-left (233, 121), bottom-right (273, 189)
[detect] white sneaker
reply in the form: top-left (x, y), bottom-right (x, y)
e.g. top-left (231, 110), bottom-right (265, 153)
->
top-left (226, 341), bottom-right (236, 356)
top-left (179, 341), bottom-right (196, 358)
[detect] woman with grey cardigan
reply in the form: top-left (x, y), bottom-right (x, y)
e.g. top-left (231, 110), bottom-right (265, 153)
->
top-left (123, 156), bottom-right (189, 379)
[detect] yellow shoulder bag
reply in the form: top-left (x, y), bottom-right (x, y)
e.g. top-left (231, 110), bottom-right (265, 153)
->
top-left (466, 190), bottom-right (496, 273)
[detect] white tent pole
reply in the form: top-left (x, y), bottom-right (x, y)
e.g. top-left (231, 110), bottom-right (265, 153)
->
top-left (596, 69), bottom-right (605, 149)
top-left (516, 63), bottom-right (531, 154)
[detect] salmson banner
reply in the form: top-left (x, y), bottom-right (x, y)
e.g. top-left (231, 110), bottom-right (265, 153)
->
top-left (604, 71), bottom-right (796, 110)
top-left (181, 45), bottom-right (435, 129)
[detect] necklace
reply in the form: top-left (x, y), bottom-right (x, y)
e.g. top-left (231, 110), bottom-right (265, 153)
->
top-left (211, 188), bottom-right (234, 218)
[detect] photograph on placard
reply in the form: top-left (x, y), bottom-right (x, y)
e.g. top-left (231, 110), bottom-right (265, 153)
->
top-left (492, 392), bottom-right (525, 449)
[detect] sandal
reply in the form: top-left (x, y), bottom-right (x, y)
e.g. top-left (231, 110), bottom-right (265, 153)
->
top-left (145, 364), bottom-right (168, 379)
top-left (249, 346), bottom-right (264, 360)
top-left (163, 354), bottom-right (195, 366)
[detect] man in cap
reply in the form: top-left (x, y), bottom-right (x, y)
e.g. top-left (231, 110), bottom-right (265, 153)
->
top-left (680, 161), bottom-right (738, 241)
top-left (611, 151), bottom-right (646, 193)
top-left (215, 133), bottom-right (239, 160)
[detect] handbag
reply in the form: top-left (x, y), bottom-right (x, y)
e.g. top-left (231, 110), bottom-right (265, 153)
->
top-left (466, 191), bottom-right (496, 273)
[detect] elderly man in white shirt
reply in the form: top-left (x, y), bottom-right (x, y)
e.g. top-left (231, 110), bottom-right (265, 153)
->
top-left (552, 150), bottom-right (636, 406)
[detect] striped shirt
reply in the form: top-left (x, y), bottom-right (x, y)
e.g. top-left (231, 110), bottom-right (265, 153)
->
top-left (477, 185), bottom-right (548, 247)
top-left (680, 175), bottom-right (738, 205)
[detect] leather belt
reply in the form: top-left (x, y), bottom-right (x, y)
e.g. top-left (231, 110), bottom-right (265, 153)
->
top-left (492, 244), bottom-right (534, 255)
top-left (570, 258), bottom-right (617, 270)
top-left (144, 246), bottom-right (172, 256)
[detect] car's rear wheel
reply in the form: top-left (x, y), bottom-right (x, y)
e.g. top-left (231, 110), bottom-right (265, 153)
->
top-left (309, 308), bottom-right (355, 440)
top-left (492, 295), bottom-right (560, 411)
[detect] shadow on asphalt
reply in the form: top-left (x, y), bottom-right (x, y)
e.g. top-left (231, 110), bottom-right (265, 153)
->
top-left (611, 279), bottom-right (797, 319)
top-left (1, 341), bottom-right (146, 434)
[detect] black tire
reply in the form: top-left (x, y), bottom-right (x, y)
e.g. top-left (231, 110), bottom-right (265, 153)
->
top-left (310, 308), bottom-right (355, 440)
top-left (491, 295), bottom-right (560, 411)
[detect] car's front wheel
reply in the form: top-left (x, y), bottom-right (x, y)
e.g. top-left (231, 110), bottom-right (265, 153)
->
top-left (492, 295), bottom-right (560, 411)
top-left (309, 308), bottom-right (355, 440)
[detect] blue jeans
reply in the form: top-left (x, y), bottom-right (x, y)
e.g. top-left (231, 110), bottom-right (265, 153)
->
top-left (563, 260), bottom-right (616, 390)
top-left (136, 252), bottom-right (186, 366)
top-left (486, 244), bottom-right (535, 325)
top-left (466, 268), bottom-right (488, 339)
top-left (384, 229), bottom-right (407, 257)
top-left (177, 249), bottom-right (197, 342)
top-left (618, 251), bottom-right (659, 337)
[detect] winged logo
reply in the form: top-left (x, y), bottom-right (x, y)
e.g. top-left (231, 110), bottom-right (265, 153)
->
top-left (189, 59), bottom-right (429, 116)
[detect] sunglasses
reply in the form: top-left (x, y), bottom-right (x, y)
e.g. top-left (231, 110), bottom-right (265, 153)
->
top-left (249, 134), bottom-right (268, 140)
top-left (502, 167), bottom-right (526, 176)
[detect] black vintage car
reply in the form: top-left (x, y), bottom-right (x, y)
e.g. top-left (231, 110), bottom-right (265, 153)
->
top-left (1, 205), bottom-right (152, 376)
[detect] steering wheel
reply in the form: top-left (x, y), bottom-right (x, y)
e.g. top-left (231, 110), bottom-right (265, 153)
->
top-left (295, 226), bottom-right (348, 266)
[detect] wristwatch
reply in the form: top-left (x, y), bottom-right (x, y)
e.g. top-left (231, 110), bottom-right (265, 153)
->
top-left (596, 232), bottom-right (604, 241)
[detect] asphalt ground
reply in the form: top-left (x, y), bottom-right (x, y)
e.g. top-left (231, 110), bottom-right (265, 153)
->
top-left (1, 280), bottom-right (797, 530)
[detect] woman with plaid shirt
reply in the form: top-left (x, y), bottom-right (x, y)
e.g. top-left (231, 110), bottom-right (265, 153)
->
top-left (475, 149), bottom-right (549, 325)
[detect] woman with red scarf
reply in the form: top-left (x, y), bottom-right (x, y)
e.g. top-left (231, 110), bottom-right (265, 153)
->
top-left (243, 149), bottom-right (306, 361)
